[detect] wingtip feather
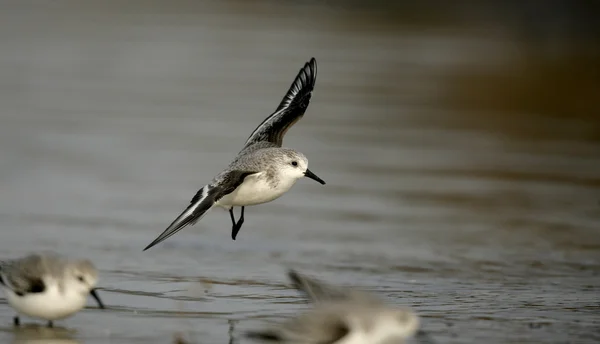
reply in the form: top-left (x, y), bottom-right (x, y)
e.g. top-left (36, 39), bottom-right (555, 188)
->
top-left (275, 57), bottom-right (318, 113)
top-left (143, 188), bottom-right (212, 251)
top-left (287, 269), bottom-right (318, 298)
top-left (287, 269), bottom-right (303, 287)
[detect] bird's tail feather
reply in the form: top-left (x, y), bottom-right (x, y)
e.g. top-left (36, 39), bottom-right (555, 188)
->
top-left (143, 185), bottom-right (215, 251)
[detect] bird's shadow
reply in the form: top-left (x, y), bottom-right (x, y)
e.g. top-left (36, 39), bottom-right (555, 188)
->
top-left (2, 323), bottom-right (79, 344)
top-left (171, 319), bottom-right (238, 344)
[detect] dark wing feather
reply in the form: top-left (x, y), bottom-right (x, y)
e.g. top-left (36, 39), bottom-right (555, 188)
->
top-left (212, 170), bottom-right (259, 202)
top-left (273, 57), bottom-right (318, 114)
top-left (0, 255), bottom-right (47, 296)
top-left (243, 58), bottom-right (317, 148)
top-left (143, 170), bottom-right (258, 251)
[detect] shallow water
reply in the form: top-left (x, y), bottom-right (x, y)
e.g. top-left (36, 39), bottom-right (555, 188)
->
top-left (0, 1), bottom-right (599, 343)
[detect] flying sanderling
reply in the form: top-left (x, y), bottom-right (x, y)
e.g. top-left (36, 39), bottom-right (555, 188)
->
top-left (246, 270), bottom-right (421, 344)
top-left (143, 58), bottom-right (325, 250)
top-left (0, 253), bottom-right (105, 327)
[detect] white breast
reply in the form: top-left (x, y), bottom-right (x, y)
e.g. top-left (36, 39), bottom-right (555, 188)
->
top-left (216, 172), bottom-right (298, 207)
top-left (3, 284), bottom-right (88, 320)
top-left (337, 313), bottom-right (417, 344)
top-left (336, 330), bottom-right (370, 344)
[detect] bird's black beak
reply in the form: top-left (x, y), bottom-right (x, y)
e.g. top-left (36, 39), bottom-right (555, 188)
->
top-left (304, 169), bottom-right (325, 185)
top-left (90, 288), bottom-right (105, 309)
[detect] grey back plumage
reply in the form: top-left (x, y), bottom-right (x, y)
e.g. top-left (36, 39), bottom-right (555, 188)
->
top-left (0, 254), bottom-right (64, 296)
top-left (229, 147), bottom-right (305, 175)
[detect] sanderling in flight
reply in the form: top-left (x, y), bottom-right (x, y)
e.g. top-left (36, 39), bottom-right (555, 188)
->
top-left (0, 253), bottom-right (105, 327)
top-left (246, 270), bottom-right (421, 344)
top-left (143, 58), bottom-right (325, 250)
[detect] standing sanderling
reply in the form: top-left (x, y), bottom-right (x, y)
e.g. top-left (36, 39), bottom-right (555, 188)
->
top-left (246, 270), bottom-right (421, 344)
top-left (0, 253), bottom-right (105, 327)
top-left (143, 58), bottom-right (325, 250)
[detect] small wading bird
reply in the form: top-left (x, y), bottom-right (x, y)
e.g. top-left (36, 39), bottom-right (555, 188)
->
top-left (246, 270), bottom-right (422, 344)
top-left (144, 58), bottom-right (325, 251)
top-left (0, 253), bottom-right (105, 327)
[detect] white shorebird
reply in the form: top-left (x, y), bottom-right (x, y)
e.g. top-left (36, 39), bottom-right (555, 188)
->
top-left (246, 270), bottom-right (421, 344)
top-left (0, 253), bottom-right (105, 327)
top-left (143, 58), bottom-right (325, 251)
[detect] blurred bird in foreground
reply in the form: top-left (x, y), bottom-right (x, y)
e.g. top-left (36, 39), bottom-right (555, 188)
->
top-left (246, 269), bottom-right (421, 344)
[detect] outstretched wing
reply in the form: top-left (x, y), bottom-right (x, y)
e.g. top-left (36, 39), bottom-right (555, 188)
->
top-left (143, 170), bottom-right (258, 251)
top-left (288, 269), bottom-right (382, 305)
top-left (0, 255), bottom-right (47, 296)
top-left (243, 58), bottom-right (317, 149)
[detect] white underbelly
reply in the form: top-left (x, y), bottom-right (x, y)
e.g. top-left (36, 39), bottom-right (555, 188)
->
top-left (3, 286), bottom-right (88, 320)
top-left (216, 173), bottom-right (295, 207)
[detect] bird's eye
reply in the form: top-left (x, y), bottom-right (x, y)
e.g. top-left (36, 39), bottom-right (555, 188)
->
top-left (77, 276), bottom-right (85, 282)
top-left (291, 161), bottom-right (298, 167)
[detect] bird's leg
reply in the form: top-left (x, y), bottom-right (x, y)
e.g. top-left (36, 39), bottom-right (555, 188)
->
top-left (13, 316), bottom-right (20, 327)
top-left (230, 207), bottom-right (245, 240)
top-left (47, 320), bottom-right (54, 328)
top-left (228, 319), bottom-right (236, 344)
top-left (229, 208), bottom-right (236, 227)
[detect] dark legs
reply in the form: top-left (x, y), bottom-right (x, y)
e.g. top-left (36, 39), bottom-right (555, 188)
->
top-left (228, 319), bottom-right (236, 344)
top-left (229, 207), bottom-right (245, 240)
top-left (12, 316), bottom-right (54, 328)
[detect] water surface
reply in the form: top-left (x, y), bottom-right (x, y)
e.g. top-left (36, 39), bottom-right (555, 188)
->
top-left (0, 1), bottom-right (599, 343)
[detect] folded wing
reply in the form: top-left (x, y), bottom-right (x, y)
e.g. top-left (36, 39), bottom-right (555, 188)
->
top-left (0, 255), bottom-right (47, 296)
